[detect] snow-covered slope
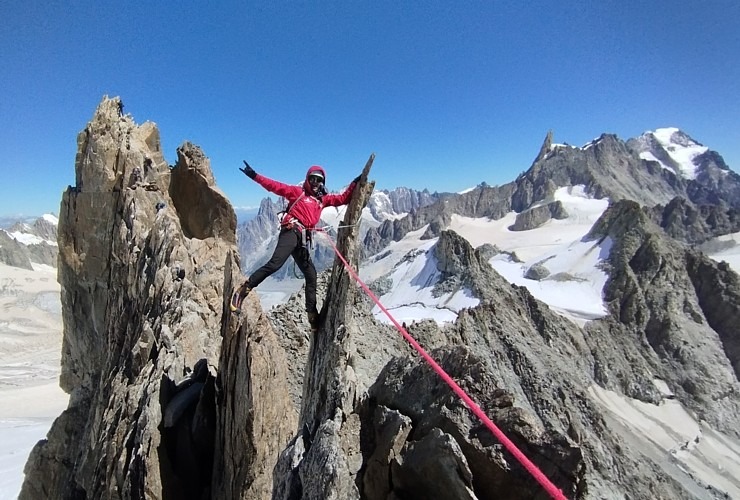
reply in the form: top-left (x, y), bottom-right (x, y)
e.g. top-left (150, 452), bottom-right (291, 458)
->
top-left (362, 232), bottom-right (480, 324)
top-left (589, 382), bottom-right (740, 498)
top-left (0, 214), bottom-right (59, 270)
top-left (0, 263), bottom-right (67, 498)
top-left (361, 186), bottom-right (612, 326)
top-left (308, 126), bottom-right (736, 329)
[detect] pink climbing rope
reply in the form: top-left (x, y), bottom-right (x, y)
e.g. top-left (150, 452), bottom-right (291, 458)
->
top-left (319, 231), bottom-right (568, 500)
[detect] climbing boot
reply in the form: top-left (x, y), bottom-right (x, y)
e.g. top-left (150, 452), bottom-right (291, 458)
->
top-left (230, 279), bottom-right (251, 312)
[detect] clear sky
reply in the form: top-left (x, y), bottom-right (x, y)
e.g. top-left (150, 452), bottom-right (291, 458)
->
top-left (1, 1), bottom-right (738, 217)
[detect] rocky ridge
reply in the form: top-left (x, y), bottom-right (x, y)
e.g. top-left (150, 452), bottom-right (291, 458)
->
top-left (20, 98), bottom-right (740, 499)
top-left (369, 186), bottom-right (441, 218)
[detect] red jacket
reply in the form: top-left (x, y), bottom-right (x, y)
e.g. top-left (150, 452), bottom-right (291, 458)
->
top-left (253, 173), bottom-right (356, 229)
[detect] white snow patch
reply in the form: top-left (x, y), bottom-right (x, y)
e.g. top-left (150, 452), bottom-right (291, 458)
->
top-left (368, 238), bottom-right (480, 325)
top-left (652, 378), bottom-right (674, 397)
top-left (364, 192), bottom-right (409, 222)
top-left (360, 186), bottom-right (612, 326)
top-left (41, 214), bottom-right (58, 225)
top-left (648, 127), bottom-right (708, 179)
top-left (361, 226), bottom-right (432, 283)
top-left (447, 186), bottom-right (611, 325)
top-left (639, 151), bottom-right (675, 173)
top-left (30, 263), bottom-right (56, 273)
top-left (319, 204), bottom-right (349, 230)
top-left (253, 277), bottom-right (304, 310)
top-left (8, 232), bottom-right (45, 246)
top-left (490, 237), bottom-right (612, 325)
top-left (581, 137), bottom-right (603, 150)
top-left (0, 418), bottom-right (58, 497)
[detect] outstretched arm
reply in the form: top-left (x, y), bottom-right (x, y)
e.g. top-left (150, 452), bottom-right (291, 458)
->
top-left (323, 174), bottom-right (362, 207)
top-left (239, 160), bottom-right (302, 198)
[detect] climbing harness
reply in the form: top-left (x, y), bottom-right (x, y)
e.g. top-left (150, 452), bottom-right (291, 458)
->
top-left (277, 192), bottom-right (313, 281)
top-left (317, 230), bottom-right (568, 500)
top-left (276, 192), bottom-right (305, 228)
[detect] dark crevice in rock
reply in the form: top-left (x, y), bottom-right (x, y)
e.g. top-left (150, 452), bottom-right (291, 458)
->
top-left (160, 360), bottom-right (216, 500)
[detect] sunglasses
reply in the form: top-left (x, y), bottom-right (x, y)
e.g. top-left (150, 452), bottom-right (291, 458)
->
top-left (308, 175), bottom-right (323, 185)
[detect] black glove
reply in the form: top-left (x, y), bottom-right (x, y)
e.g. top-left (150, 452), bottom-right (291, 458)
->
top-left (352, 174), bottom-right (361, 185)
top-left (240, 160), bottom-right (257, 179)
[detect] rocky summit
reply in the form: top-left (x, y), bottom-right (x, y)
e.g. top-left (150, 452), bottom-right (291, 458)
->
top-left (20, 97), bottom-right (740, 499)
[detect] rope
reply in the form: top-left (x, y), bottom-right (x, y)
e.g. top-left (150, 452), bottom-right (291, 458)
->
top-left (316, 223), bottom-right (358, 231)
top-left (318, 230), bottom-right (568, 500)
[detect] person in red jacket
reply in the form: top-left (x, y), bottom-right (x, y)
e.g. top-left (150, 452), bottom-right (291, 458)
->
top-left (230, 161), bottom-right (360, 330)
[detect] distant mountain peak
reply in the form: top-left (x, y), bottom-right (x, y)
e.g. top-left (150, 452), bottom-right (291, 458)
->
top-left (42, 213), bottom-right (59, 225)
top-left (651, 127), bottom-right (703, 148)
top-left (0, 213), bottom-right (59, 268)
top-left (631, 127), bottom-right (709, 179)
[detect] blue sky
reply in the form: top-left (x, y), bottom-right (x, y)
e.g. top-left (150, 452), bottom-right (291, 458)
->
top-left (1, 1), bottom-right (738, 217)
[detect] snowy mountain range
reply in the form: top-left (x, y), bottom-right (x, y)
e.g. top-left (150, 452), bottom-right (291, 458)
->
top-left (359, 126), bottom-right (740, 327)
top-left (238, 127), bottom-right (740, 320)
top-left (362, 185), bottom-right (613, 326)
top-left (227, 128), bottom-right (740, 497)
top-left (352, 128), bottom-right (740, 497)
top-left (4, 116), bottom-right (740, 497)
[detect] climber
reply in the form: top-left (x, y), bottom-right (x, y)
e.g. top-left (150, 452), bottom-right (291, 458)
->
top-left (230, 161), bottom-right (361, 331)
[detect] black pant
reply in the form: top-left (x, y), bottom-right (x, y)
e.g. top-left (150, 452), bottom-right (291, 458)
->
top-left (248, 227), bottom-right (317, 313)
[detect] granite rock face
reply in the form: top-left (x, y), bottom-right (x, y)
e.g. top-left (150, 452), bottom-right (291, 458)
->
top-left (646, 196), bottom-right (740, 245)
top-left (384, 186), bottom-right (438, 214)
top-left (20, 97), bottom-right (295, 500)
top-left (26, 241), bottom-right (58, 267)
top-left (587, 200), bottom-right (740, 432)
top-left (236, 197), bottom-right (282, 275)
top-left (510, 200), bottom-right (568, 231)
